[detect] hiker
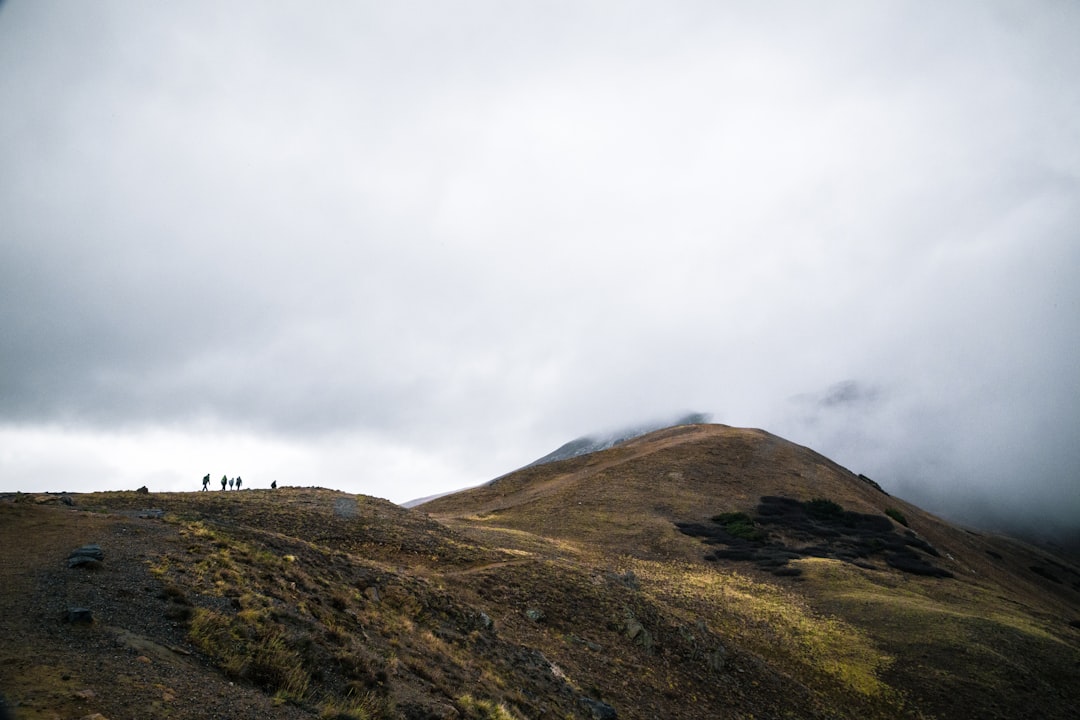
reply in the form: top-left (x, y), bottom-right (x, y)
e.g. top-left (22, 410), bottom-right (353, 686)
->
top-left (202, 474), bottom-right (210, 491)
top-left (229, 477), bottom-right (235, 490)
top-left (236, 476), bottom-right (242, 490)
top-left (221, 475), bottom-right (227, 490)
top-left (271, 480), bottom-right (277, 489)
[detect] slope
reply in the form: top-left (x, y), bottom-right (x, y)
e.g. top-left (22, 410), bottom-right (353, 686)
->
top-left (420, 423), bottom-right (1080, 719)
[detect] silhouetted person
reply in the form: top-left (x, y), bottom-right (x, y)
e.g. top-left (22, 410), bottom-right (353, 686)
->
top-left (202, 473), bottom-right (210, 491)
top-left (236, 476), bottom-right (242, 490)
top-left (221, 474), bottom-right (227, 490)
top-left (229, 477), bottom-right (235, 490)
top-left (271, 480), bottom-right (277, 489)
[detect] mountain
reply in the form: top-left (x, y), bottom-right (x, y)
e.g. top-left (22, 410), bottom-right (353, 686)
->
top-left (523, 412), bottom-right (712, 468)
top-left (2, 423), bottom-right (1079, 720)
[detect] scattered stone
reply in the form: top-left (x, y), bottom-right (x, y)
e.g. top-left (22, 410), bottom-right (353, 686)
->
top-left (66, 607), bottom-right (93, 624)
top-left (136, 655), bottom-right (151, 664)
top-left (61, 495), bottom-right (74, 506)
top-left (363, 586), bottom-right (381, 603)
top-left (137, 509), bottom-right (164, 519)
top-left (80, 714), bottom-right (110, 720)
top-left (135, 486), bottom-right (149, 494)
top-left (476, 611), bottom-right (493, 630)
top-left (524, 607), bottom-right (545, 622)
top-left (74, 689), bottom-right (96, 699)
top-left (580, 697), bottom-right (618, 719)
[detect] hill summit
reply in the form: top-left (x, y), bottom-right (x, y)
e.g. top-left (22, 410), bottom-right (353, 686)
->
top-left (2, 423), bottom-right (1079, 719)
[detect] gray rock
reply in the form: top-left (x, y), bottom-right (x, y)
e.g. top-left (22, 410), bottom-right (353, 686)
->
top-left (524, 607), bottom-right (545, 622)
top-left (66, 607), bottom-right (93, 624)
top-left (708, 645), bottom-right (728, 672)
top-left (624, 617), bottom-right (653, 652)
top-left (68, 544), bottom-right (104, 568)
top-left (580, 697), bottom-right (618, 719)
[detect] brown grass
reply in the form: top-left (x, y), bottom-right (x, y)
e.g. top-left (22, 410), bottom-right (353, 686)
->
top-left (3, 426), bottom-right (1079, 719)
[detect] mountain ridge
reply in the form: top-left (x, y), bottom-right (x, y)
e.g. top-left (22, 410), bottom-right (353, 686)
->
top-left (2, 423), bottom-right (1078, 719)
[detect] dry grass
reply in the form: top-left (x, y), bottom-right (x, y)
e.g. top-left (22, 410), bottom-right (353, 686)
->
top-left (5, 427), bottom-right (1080, 719)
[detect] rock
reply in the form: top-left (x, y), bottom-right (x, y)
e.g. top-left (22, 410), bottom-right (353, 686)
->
top-left (708, 645), bottom-right (728, 671)
top-left (137, 509), bottom-right (164, 519)
top-left (568, 634), bottom-right (603, 651)
top-left (74, 689), bottom-right (96, 699)
top-left (135, 486), bottom-right (149, 494)
top-left (363, 586), bottom-right (381, 603)
top-left (624, 618), bottom-right (653, 651)
top-left (66, 607), bottom-right (93, 624)
top-left (68, 544), bottom-right (104, 568)
top-left (580, 697), bottom-right (618, 719)
top-left (61, 495), bottom-right (74, 506)
top-left (524, 607), bottom-right (545, 622)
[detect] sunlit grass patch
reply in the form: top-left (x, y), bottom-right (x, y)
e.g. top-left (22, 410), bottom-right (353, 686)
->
top-left (188, 607), bottom-right (311, 701)
top-left (799, 556), bottom-right (1068, 646)
top-left (626, 557), bottom-right (896, 700)
top-left (456, 693), bottom-right (522, 720)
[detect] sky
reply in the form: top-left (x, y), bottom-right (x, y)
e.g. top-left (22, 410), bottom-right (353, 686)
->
top-left (2, 1), bottom-right (1078, 541)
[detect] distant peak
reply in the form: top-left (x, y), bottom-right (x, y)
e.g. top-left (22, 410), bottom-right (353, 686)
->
top-left (526, 412), bottom-right (712, 468)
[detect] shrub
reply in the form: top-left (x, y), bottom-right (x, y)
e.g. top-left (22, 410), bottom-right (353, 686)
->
top-left (884, 508), bottom-right (909, 527)
top-left (710, 512), bottom-right (764, 542)
top-left (456, 694), bottom-right (519, 720)
top-left (806, 498), bottom-right (844, 521)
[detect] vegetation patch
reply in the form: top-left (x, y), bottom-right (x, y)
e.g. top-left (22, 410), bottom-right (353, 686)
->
top-left (709, 512), bottom-right (765, 542)
top-left (677, 496), bottom-right (953, 578)
top-left (884, 508), bottom-right (908, 527)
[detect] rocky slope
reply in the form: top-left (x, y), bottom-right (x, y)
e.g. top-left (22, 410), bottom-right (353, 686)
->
top-left (2, 423), bottom-right (1078, 719)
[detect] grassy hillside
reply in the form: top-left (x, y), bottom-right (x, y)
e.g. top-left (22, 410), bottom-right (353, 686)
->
top-left (2, 424), bottom-right (1078, 719)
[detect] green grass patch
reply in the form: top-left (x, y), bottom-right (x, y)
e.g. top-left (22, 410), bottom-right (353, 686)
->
top-left (884, 508), bottom-right (908, 527)
top-left (709, 512), bottom-right (765, 541)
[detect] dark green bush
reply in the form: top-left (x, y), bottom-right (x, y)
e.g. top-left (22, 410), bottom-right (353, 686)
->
top-left (710, 512), bottom-right (764, 542)
top-left (884, 508), bottom-right (909, 527)
top-left (806, 498), bottom-right (844, 520)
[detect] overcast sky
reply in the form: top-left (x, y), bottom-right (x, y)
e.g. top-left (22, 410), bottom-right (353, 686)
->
top-left (2, 1), bottom-right (1077, 540)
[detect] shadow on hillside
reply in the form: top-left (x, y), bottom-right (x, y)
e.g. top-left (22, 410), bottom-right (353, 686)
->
top-left (677, 496), bottom-right (953, 578)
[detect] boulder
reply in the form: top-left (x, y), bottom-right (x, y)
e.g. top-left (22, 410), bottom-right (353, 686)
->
top-left (580, 697), bottom-right (618, 719)
top-left (66, 607), bottom-right (93, 624)
top-left (68, 544), bottom-right (104, 568)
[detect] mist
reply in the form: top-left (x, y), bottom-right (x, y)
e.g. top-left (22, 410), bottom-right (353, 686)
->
top-left (1, 1), bottom-right (1077, 544)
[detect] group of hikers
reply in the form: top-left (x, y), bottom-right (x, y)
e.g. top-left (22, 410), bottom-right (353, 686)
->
top-left (201, 474), bottom-right (277, 491)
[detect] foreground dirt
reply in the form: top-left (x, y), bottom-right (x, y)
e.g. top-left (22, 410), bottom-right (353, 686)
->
top-left (0, 499), bottom-right (313, 720)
